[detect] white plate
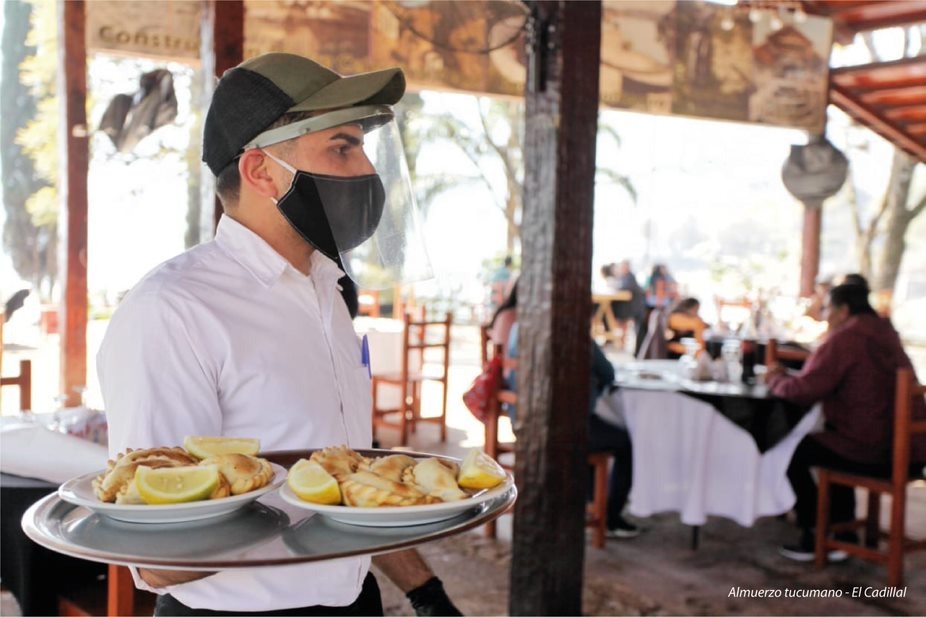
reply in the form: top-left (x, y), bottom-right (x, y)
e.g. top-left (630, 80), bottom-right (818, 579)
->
top-left (58, 463), bottom-right (286, 524)
top-left (279, 464), bottom-right (514, 527)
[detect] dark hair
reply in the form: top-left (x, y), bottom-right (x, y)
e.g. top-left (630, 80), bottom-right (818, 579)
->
top-left (214, 111), bottom-right (315, 208)
top-left (503, 255), bottom-right (513, 267)
top-left (490, 278), bottom-right (518, 327)
top-left (837, 273), bottom-right (869, 291)
top-left (671, 297), bottom-right (700, 314)
top-left (829, 283), bottom-right (875, 316)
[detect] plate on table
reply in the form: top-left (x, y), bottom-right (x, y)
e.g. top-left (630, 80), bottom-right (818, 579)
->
top-left (279, 455), bottom-right (514, 527)
top-left (57, 463), bottom-right (286, 524)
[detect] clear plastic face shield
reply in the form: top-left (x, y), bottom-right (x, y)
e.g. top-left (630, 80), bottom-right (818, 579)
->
top-left (244, 105), bottom-right (433, 290)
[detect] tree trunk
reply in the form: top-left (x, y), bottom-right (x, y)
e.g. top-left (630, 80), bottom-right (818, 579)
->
top-left (873, 149), bottom-right (918, 293)
top-left (509, 1), bottom-right (601, 615)
top-left (505, 183), bottom-right (519, 254)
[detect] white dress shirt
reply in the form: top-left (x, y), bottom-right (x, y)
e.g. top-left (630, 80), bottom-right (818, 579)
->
top-left (97, 216), bottom-right (373, 611)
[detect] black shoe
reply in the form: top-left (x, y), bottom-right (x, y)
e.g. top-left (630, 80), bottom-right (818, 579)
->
top-left (606, 517), bottom-right (641, 539)
top-left (778, 529), bottom-right (853, 563)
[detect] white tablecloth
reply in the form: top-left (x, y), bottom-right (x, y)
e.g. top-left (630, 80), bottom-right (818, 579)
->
top-left (622, 388), bottom-right (822, 526)
top-left (0, 420), bottom-right (108, 483)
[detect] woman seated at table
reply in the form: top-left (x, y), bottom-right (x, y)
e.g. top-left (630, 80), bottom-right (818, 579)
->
top-left (505, 320), bottom-right (640, 539)
top-left (666, 297), bottom-right (708, 359)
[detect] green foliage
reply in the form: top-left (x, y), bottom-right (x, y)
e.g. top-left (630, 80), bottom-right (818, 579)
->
top-left (2, 0), bottom-right (57, 298)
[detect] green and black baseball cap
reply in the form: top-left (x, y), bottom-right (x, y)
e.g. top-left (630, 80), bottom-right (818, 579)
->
top-left (202, 52), bottom-right (406, 176)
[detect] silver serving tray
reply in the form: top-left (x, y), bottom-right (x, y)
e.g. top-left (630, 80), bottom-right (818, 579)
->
top-left (21, 449), bottom-right (517, 570)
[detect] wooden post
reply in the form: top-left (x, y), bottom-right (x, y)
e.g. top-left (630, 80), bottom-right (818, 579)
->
top-left (509, 2), bottom-right (601, 615)
top-left (800, 201), bottom-right (822, 297)
top-left (59, 0), bottom-right (89, 407)
top-left (205, 0), bottom-right (245, 231)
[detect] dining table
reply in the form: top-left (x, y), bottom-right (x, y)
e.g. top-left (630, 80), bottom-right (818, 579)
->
top-left (612, 359), bottom-right (822, 531)
top-left (591, 291), bottom-right (633, 346)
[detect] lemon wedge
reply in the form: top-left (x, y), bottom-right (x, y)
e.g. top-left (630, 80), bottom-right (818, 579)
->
top-left (135, 465), bottom-right (220, 505)
top-left (457, 449), bottom-right (506, 490)
top-left (183, 436), bottom-right (260, 459)
top-left (287, 459), bottom-right (342, 505)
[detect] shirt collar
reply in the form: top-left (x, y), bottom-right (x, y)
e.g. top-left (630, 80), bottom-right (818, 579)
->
top-left (215, 216), bottom-right (347, 289)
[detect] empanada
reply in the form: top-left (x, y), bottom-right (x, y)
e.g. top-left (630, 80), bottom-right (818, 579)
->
top-left (93, 447), bottom-right (198, 502)
top-left (340, 470), bottom-right (435, 507)
top-left (310, 445), bottom-right (367, 481)
top-left (362, 454), bottom-right (417, 483)
top-left (403, 458), bottom-right (467, 502)
top-left (200, 453), bottom-right (273, 495)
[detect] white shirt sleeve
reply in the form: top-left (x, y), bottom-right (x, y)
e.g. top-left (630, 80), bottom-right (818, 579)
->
top-left (98, 288), bottom-right (223, 456)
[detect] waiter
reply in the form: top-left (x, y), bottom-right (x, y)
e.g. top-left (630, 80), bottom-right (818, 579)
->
top-left (98, 52), bottom-right (453, 616)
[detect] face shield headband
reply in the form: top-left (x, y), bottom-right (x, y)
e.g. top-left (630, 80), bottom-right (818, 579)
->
top-left (251, 106), bottom-right (433, 290)
top-left (243, 105), bottom-right (394, 151)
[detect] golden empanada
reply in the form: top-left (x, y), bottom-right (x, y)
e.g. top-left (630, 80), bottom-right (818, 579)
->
top-left (340, 470), bottom-right (435, 507)
top-left (362, 454), bottom-right (417, 483)
top-left (93, 447), bottom-right (198, 502)
top-left (309, 445), bottom-right (367, 481)
top-left (402, 458), bottom-right (467, 502)
top-left (200, 453), bottom-right (273, 495)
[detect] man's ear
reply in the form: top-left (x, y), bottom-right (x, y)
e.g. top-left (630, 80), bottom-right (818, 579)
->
top-left (238, 149), bottom-right (281, 200)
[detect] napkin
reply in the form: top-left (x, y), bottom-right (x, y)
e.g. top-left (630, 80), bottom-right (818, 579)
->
top-left (0, 422), bottom-right (107, 484)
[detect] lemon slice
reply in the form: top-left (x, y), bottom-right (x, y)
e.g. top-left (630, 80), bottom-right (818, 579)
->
top-left (183, 436), bottom-right (260, 459)
top-left (287, 459), bottom-right (342, 505)
top-left (135, 465), bottom-right (220, 505)
top-left (457, 449), bottom-right (506, 490)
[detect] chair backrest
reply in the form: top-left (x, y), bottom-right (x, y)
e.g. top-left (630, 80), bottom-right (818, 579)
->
top-left (893, 368), bottom-right (926, 483)
top-left (357, 289), bottom-right (381, 318)
top-left (715, 296), bottom-right (752, 327)
top-left (764, 339), bottom-right (811, 366)
top-left (401, 311), bottom-right (452, 380)
top-left (1, 359), bottom-right (32, 412)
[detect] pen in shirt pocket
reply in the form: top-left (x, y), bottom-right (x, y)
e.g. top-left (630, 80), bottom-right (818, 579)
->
top-left (360, 334), bottom-right (371, 378)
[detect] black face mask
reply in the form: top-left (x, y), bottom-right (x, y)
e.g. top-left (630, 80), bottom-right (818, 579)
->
top-left (274, 170), bottom-right (385, 261)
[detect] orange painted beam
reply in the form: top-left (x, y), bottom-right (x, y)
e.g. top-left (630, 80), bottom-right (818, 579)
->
top-left (60, 0), bottom-right (89, 407)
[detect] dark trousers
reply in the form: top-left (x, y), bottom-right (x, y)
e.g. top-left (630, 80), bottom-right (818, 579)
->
top-left (588, 414), bottom-right (633, 528)
top-left (787, 436), bottom-right (886, 530)
top-left (154, 571), bottom-right (383, 616)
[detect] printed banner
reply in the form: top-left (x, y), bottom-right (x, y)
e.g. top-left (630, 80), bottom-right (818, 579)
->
top-left (86, 0), bottom-right (832, 132)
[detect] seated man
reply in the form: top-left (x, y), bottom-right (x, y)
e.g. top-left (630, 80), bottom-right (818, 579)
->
top-left (766, 283), bottom-right (925, 561)
top-left (507, 323), bottom-right (639, 539)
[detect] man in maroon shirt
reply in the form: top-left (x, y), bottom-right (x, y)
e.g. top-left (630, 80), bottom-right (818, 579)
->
top-left (766, 283), bottom-right (925, 561)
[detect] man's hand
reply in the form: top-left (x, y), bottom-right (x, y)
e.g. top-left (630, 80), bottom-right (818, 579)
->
top-left (373, 550), bottom-right (462, 616)
top-left (765, 362), bottom-right (786, 380)
top-left (138, 568), bottom-right (215, 588)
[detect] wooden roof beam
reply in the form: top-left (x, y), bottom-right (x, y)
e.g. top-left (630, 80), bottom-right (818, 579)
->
top-left (812, 1), bottom-right (926, 32)
top-left (830, 84), bottom-right (926, 162)
top-left (859, 85), bottom-right (926, 106)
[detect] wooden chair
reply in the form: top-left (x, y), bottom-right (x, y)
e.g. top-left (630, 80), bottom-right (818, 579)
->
top-left (1, 359), bottom-right (32, 412)
top-left (591, 292), bottom-right (632, 348)
top-left (763, 339), bottom-right (811, 367)
top-left (372, 311), bottom-right (452, 445)
top-left (714, 296), bottom-right (752, 328)
top-left (357, 289), bottom-right (381, 317)
top-left (482, 356), bottom-right (613, 549)
top-left (665, 313), bottom-right (706, 357)
top-left (814, 367), bottom-right (926, 585)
